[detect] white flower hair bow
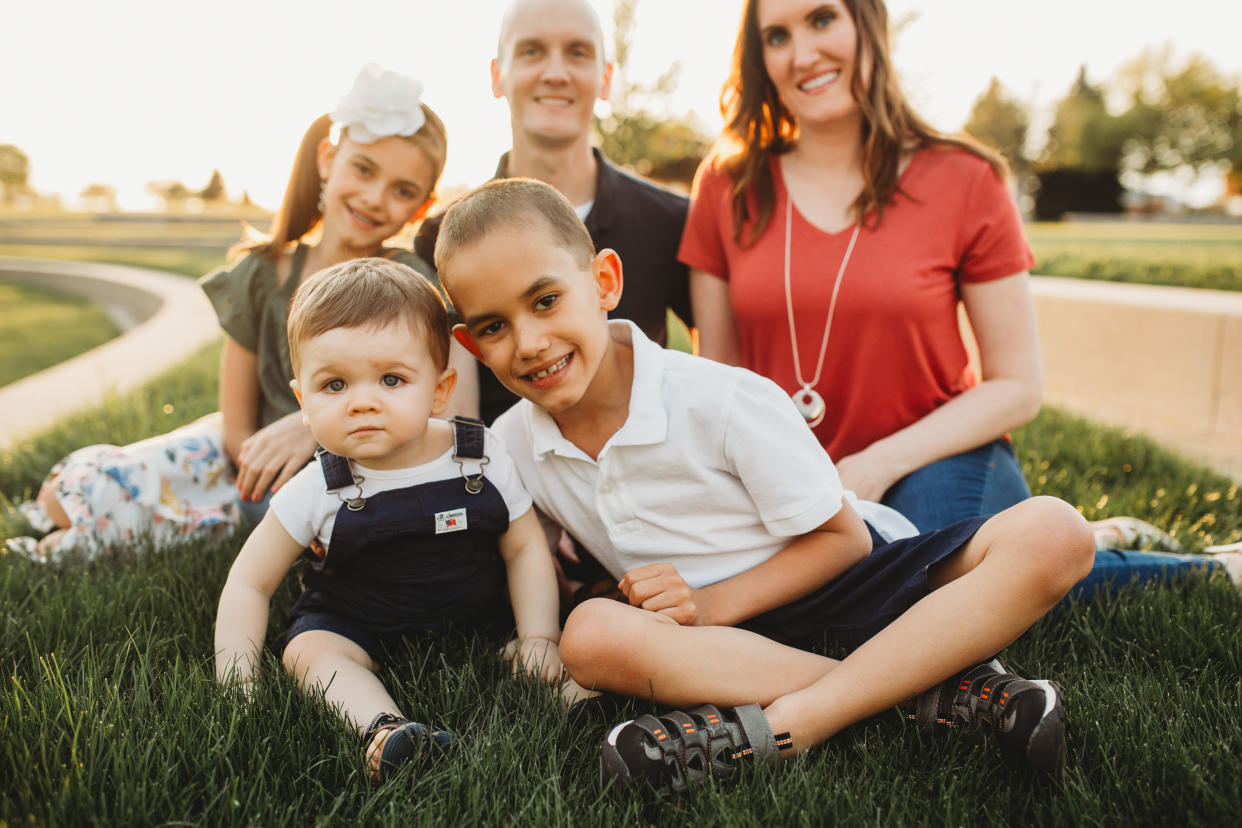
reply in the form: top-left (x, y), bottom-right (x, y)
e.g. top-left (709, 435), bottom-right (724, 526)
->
top-left (330, 63), bottom-right (426, 145)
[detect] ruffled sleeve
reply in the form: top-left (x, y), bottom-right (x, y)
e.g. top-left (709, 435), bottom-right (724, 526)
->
top-left (199, 252), bottom-right (277, 353)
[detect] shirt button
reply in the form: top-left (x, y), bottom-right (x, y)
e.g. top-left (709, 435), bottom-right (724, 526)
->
top-left (600, 481), bottom-right (613, 494)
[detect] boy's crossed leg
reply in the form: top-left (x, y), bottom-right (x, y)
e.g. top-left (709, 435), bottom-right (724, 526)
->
top-left (560, 496), bottom-right (1094, 787)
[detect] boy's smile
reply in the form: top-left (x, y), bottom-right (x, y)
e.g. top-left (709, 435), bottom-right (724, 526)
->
top-left (445, 221), bottom-right (622, 418)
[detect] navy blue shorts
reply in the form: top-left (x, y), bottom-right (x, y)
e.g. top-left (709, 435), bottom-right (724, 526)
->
top-left (739, 515), bottom-right (991, 652)
top-left (283, 590), bottom-right (513, 664)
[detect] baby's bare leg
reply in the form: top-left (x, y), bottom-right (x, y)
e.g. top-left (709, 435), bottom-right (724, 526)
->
top-left (282, 630), bottom-right (396, 732)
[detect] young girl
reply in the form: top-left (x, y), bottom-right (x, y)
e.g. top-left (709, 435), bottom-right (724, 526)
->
top-left (215, 258), bottom-right (578, 781)
top-left (9, 64), bottom-right (450, 562)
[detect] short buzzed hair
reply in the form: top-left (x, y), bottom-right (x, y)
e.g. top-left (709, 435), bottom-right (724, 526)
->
top-left (496, 0), bottom-right (607, 61)
top-left (287, 257), bottom-right (450, 375)
top-left (434, 178), bottom-right (597, 285)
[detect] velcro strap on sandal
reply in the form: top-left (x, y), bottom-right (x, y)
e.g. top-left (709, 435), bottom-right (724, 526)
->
top-left (727, 703), bottom-right (781, 767)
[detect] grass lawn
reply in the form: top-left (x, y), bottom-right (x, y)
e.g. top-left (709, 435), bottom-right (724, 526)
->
top-left (1, 340), bottom-right (1239, 824)
top-left (1026, 221), bottom-right (1242, 292)
top-left (0, 282), bottom-right (121, 387)
top-left (1, 235), bottom-right (1239, 824)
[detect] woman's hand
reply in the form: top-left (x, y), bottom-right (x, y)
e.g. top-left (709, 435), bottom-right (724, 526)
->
top-left (618, 563), bottom-right (713, 626)
top-left (833, 447), bottom-right (909, 503)
top-left (235, 412), bottom-right (318, 502)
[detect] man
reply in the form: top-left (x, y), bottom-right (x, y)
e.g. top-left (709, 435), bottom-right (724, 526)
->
top-left (416, 0), bottom-right (692, 425)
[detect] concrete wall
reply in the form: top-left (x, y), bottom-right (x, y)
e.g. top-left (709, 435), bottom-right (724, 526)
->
top-left (0, 256), bottom-right (220, 448)
top-left (1029, 276), bottom-right (1242, 481)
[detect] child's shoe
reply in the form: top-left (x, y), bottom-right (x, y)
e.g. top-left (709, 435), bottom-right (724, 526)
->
top-left (600, 703), bottom-right (790, 796)
top-left (362, 712), bottom-right (453, 782)
top-left (910, 658), bottom-right (1065, 774)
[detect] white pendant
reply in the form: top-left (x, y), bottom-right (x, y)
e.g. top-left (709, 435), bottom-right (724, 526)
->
top-left (792, 387), bottom-right (826, 427)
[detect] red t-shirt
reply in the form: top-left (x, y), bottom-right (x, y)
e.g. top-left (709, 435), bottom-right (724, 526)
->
top-left (678, 146), bottom-right (1035, 461)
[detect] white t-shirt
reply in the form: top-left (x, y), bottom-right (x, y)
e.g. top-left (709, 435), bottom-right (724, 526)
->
top-left (271, 428), bottom-right (533, 551)
top-left (492, 321), bottom-right (915, 589)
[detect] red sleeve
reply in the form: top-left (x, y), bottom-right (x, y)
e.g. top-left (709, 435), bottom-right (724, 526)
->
top-left (677, 157), bottom-right (732, 281)
top-left (955, 158), bottom-right (1036, 284)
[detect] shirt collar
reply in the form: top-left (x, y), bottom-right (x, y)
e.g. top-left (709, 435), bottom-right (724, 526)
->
top-left (528, 319), bottom-right (668, 461)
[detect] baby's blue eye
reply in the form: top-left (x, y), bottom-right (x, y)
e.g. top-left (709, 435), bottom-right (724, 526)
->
top-left (382, 374), bottom-right (403, 388)
top-left (326, 379), bottom-right (346, 392)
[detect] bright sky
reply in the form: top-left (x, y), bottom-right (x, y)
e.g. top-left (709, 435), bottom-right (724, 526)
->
top-left (4, 0), bottom-right (1239, 210)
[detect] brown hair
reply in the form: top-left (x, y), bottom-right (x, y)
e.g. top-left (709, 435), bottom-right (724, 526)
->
top-left (433, 178), bottom-right (596, 284)
top-left (238, 105), bottom-right (449, 260)
top-left (719, 0), bottom-right (1004, 246)
top-left (286, 257), bottom-right (450, 374)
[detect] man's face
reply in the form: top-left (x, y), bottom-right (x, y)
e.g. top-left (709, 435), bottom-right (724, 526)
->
top-left (491, 0), bottom-right (613, 149)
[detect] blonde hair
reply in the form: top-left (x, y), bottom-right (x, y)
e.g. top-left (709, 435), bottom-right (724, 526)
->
top-left (238, 105), bottom-right (448, 260)
top-left (434, 178), bottom-right (596, 286)
top-left (287, 258), bottom-right (450, 374)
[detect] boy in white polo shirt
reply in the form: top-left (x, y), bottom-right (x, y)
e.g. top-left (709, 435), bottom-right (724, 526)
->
top-left (434, 178), bottom-right (1095, 794)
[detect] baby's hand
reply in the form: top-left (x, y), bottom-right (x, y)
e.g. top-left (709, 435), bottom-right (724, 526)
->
top-left (618, 562), bottom-right (713, 626)
top-left (503, 637), bottom-right (565, 686)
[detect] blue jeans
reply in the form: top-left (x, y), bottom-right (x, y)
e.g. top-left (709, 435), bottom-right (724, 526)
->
top-left (881, 439), bottom-right (1031, 531)
top-left (879, 438), bottom-right (1221, 599)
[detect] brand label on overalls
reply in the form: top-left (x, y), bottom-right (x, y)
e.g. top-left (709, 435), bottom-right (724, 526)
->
top-left (435, 508), bottom-right (468, 534)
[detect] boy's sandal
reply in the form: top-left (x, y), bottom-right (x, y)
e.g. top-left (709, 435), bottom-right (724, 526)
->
top-left (362, 712), bottom-right (454, 783)
top-left (601, 703), bottom-right (790, 796)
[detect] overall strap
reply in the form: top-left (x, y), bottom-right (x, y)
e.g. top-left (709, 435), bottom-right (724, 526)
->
top-left (317, 447), bottom-right (365, 511)
top-left (451, 416), bottom-right (490, 494)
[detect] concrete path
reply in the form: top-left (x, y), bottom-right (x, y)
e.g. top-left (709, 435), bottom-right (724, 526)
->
top-left (0, 256), bottom-right (219, 449)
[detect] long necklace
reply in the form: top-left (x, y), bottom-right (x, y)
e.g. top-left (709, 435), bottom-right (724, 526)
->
top-left (783, 195), bottom-right (860, 428)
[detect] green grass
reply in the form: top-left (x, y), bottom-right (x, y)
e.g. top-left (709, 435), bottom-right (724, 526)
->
top-left (1027, 221), bottom-right (1242, 292)
top-left (2, 339), bottom-right (1239, 824)
top-left (2, 238), bottom-right (1240, 824)
top-left (0, 282), bottom-right (121, 387)
top-left (0, 244), bottom-right (226, 279)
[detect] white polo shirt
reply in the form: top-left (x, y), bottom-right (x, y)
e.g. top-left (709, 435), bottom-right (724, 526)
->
top-left (493, 321), bottom-right (915, 588)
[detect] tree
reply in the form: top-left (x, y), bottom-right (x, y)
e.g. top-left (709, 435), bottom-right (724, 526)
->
top-left (199, 169), bottom-right (226, 201)
top-left (0, 144), bottom-right (31, 203)
top-left (1040, 66), bottom-right (1126, 174)
top-left (146, 179), bottom-right (192, 210)
top-left (592, 0), bottom-right (710, 186)
top-left (80, 183), bottom-right (118, 212)
top-left (964, 77), bottom-right (1030, 174)
top-left (1117, 47), bottom-right (1242, 177)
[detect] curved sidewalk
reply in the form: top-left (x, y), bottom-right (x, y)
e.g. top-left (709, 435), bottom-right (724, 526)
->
top-left (0, 256), bottom-right (219, 449)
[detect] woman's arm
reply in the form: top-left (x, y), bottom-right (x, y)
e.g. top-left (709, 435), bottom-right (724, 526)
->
top-left (214, 512), bottom-right (305, 688)
top-left (219, 336), bottom-right (261, 465)
top-left (220, 336), bottom-right (318, 502)
top-left (834, 272), bottom-right (1043, 501)
top-left (689, 268), bottom-right (742, 365)
top-left (618, 499), bottom-right (873, 627)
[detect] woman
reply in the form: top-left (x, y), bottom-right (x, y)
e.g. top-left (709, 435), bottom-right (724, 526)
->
top-left (679, 0), bottom-right (1230, 592)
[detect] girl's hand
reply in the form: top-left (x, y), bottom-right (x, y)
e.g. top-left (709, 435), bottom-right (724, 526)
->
top-left (235, 412), bottom-right (318, 503)
top-left (834, 447), bottom-right (908, 504)
top-left (618, 563), bottom-right (713, 626)
top-left (503, 637), bottom-right (565, 685)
